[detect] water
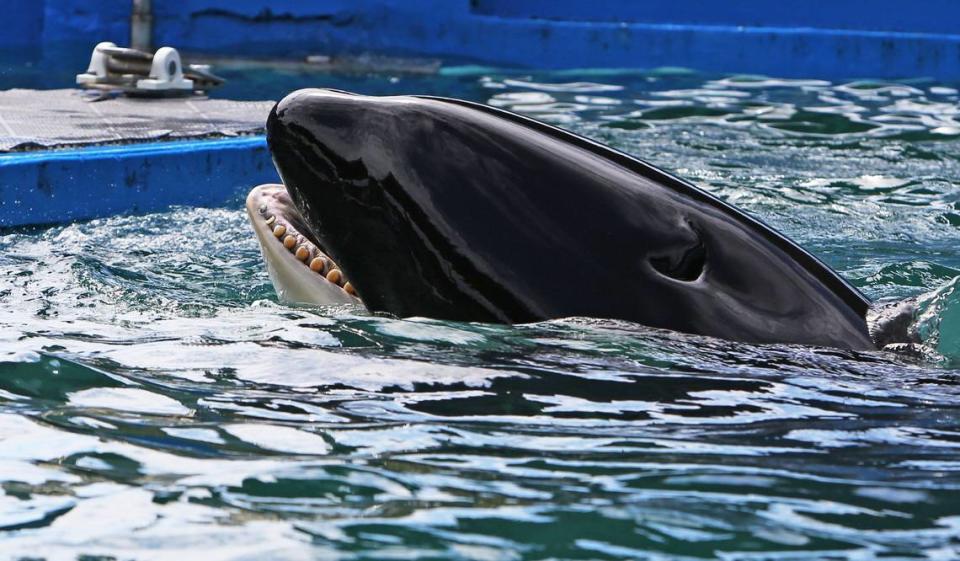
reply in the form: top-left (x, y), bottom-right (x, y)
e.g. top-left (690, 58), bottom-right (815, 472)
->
top-left (2, 66), bottom-right (960, 560)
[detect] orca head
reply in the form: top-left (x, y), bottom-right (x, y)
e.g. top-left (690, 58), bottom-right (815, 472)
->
top-left (265, 88), bottom-right (876, 350)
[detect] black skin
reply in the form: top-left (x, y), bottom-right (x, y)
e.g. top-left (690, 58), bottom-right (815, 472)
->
top-left (267, 88), bottom-right (876, 350)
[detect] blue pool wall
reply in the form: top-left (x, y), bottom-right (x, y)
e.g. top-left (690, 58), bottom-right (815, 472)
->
top-left (0, 138), bottom-right (278, 228)
top-left (10, 0), bottom-right (960, 80)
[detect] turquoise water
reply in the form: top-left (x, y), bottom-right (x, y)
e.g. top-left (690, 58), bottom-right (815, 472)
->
top-left (2, 68), bottom-right (960, 559)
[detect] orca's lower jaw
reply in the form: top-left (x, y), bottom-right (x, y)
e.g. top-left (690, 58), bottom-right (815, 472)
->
top-left (245, 184), bottom-right (360, 307)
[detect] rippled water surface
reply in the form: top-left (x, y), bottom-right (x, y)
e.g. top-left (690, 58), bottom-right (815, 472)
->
top-left (2, 67), bottom-right (960, 560)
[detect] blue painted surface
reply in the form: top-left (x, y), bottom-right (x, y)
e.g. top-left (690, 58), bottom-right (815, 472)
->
top-left (0, 137), bottom-right (278, 227)
top-left (2, 1), bottom-right (44, 48)
top-left (473, 0), bottom-right (960, 34)
top-left (2, 0), bottom-right (129, 48)
top-left (7, 0), bottom-right (960, 79)
top-left (149, 0), bottom-right (960, 79)
top-left (42, 0), bottom-right (131, 45)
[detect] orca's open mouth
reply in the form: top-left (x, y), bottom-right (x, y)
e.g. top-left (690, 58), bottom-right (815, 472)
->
top-left (245, 184), bottom-right (361, 306)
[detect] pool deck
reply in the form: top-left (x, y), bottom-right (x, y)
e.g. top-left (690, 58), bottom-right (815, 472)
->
top-left (0, 90), bottom-right (278, 227)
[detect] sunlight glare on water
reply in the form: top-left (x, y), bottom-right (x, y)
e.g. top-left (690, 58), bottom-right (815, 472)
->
top-left (1, 68), bottom-right (960, 560)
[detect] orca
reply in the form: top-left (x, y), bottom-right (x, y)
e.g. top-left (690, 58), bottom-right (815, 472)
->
top-left (248, 88), bottom-right (877, 351)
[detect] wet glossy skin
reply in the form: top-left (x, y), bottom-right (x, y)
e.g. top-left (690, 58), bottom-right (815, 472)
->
top-left (267, 89), bottom-right (876, 350)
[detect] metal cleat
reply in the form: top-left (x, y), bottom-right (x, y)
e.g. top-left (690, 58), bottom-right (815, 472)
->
top-left (76, 42), bottom-right (223, 97)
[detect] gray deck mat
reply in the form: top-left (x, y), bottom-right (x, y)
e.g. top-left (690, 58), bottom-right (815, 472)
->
top-left (0, 89), bottom-right (274, 152)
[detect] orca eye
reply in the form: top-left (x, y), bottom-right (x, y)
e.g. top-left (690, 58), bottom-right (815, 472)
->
top-left (649, 227), bottom-right (706, 282)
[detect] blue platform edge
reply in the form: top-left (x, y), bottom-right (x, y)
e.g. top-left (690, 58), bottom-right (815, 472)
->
top-left (10, 0), bottom-right (960, 80)
top-left (0, 137), bottom-right (278, 228)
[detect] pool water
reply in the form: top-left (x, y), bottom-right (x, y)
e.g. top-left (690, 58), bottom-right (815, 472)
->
top-left (2, 67), bottom-right (960, 560)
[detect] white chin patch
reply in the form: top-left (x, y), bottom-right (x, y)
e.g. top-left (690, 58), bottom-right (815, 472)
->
top-left (245, 184), bottom-right (360, 307)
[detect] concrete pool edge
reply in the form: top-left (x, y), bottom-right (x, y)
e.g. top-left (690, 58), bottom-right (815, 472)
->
top-left (0, 137), bottom-right (279, 228)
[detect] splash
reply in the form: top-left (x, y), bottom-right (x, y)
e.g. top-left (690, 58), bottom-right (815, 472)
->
top-left (915, 276), bottom-right (960, 363)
